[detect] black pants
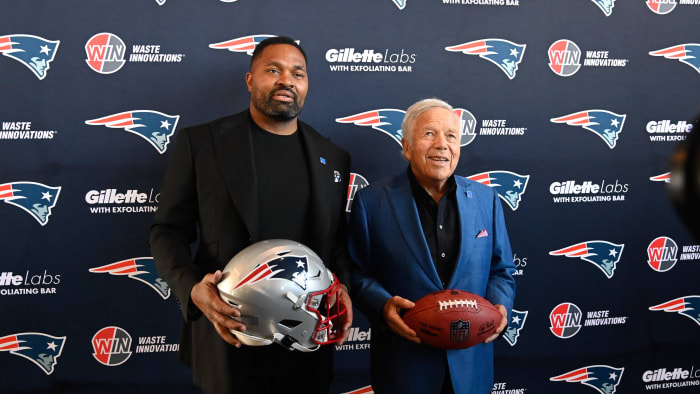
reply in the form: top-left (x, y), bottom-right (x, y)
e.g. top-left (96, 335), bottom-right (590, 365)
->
top-left (200, 344), bottom-right (332, 394)
top-left (441, 364), bottom-right (455, 394)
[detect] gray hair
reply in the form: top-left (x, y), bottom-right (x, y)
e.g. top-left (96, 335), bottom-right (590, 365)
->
top-left (401, 98), bottom-right (455, 154)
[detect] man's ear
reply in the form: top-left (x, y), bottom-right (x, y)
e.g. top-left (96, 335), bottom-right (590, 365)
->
top-left (401, 138), bottom-right (411, 161)
top-left (245, 72), bottom-right (253, 92)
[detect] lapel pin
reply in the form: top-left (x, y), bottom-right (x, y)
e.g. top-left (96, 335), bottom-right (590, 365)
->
top-left (467, 191), bottom-right (473, 198)
top-left (319, 157), bottom-right (326, 164)
top-left (333, 170), bottom-right (341, 183)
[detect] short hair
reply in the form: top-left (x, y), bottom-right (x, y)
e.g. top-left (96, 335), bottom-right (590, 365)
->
top-left (250, 36), bottom-right (307, 68)
top-left (401, 98), bottom-right (455, 151)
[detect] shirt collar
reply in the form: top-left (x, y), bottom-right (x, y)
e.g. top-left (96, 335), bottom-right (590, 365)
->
top-left (406, 165), bottom-right (457, 201)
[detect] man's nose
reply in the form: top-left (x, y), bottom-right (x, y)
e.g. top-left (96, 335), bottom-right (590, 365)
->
top-left (433, 132), bottom-right (448, 148)
top-left (276, 70), bottom-right (294, 87)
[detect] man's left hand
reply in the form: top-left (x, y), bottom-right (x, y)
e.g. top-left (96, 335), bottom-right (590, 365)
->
top-left (331, 283), bottom-right (353, 345)
top-left (485, 304), bottom-right (507, 343)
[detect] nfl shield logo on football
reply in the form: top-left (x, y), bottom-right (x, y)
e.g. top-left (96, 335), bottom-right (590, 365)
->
top-left (450, 319), bottom-right (469, 343)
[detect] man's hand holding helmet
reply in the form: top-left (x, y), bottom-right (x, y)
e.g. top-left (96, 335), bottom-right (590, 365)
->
top-left (190, 270), bottom-right (247, 348)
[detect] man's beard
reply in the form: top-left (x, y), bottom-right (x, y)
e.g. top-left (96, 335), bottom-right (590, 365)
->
top-left (251, 87), bottom-right (304, 121)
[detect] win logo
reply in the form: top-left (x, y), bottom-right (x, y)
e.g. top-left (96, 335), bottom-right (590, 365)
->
top-left (91, 326), bottom-right (132, 366)
top-left (647, 236), bottom-right (678, 272)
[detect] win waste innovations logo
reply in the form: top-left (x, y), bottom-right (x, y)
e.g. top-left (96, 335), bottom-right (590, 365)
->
top-left (85, 32), bottom-right (184, 74)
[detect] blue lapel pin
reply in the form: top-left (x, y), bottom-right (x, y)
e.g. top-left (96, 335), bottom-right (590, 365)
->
top-left (320, 157), bottom-right (326, 164)
top-left (467, 191), bottom-right (473, 198)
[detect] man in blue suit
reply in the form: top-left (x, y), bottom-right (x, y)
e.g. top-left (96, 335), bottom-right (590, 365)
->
top-left (349, 98), bottom-right (516, 394)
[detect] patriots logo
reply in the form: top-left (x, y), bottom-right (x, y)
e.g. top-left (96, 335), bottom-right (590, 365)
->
top-left (0, 333), bottom-right (66, 375)
top-left (649, 44), bottom-right (700, 74)
top-left (550, 365), bottom-right (624, 394)
top-left (234, 253), bottom-right (311, 290)
top-left (342, 386), bottom-right (375, 394)
top-left (649, 296), bottom-right (700, 326)
top-left (591, 0), bottom-right (616, 16)
top-left (336, 109), bottom-right (406, 147)
top-left (550, 110), bottom-right (626, 149)
top-left (467, 171), bottom-right (530, 211)
top-left (393, 0), bottom-right (406, 9)
top-left (209, 35), bottom-right (297, 56)
top-left (649, 172), bottom-right (671, 183)
top-left (85, 110), bottom-right (179, 154)
top-left (0, 34), bottom-right (59, 80)
top-left (89, 257), bottom-right (170, 299)
top-left (445, 39), bottom-right (526, 80)
top-left (503, 309), bottom-right (528, 346)
top-left (0, 182), bottom-right (61, 226)
top-left (549, 241), bottom-right (624, 279)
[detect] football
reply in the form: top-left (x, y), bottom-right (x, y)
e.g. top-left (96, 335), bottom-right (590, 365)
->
top-left (402, 289), bottom-right (502, 350)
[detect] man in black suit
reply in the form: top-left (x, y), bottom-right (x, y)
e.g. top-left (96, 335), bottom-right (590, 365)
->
top-left (150, 36), bottom-right (353, 394)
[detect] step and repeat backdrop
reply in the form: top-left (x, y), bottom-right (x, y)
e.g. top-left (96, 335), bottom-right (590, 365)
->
top-left (1, 1), bottom-right (699, 393)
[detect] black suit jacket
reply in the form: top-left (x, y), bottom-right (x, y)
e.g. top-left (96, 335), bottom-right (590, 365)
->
top-left (149, 110), bottom-right (351, 393)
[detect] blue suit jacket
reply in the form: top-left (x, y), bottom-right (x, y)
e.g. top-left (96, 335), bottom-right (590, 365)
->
top-left (349, 172), bottom-right (516, 394)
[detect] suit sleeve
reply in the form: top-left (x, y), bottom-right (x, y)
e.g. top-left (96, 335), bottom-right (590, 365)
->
top-left (149, 128), bottom-right (202, 321)
top-left (485, 189), bottom-right (517, 320)
top-left (348, 191), bottom-right (392, 322)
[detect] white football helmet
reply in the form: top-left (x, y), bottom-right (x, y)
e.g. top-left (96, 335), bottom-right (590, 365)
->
top-left (217, 239), bottom-right (346, 352)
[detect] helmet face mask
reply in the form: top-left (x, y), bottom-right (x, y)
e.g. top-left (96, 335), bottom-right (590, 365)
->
top-left (306, 277), bottom-right (347, 345)
top-left (217, 240), bottom-right (347, 352)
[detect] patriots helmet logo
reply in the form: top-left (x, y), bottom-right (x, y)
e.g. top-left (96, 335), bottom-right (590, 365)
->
top-left (445, 39), bottom-right (526, 80)
top-left (649, 296), bottom-right (700, 326)
top-left (503, 309), bottom-right (528, 346)
top-left (0, 333), bottom-right (66, 375)
top-left (393, 0), bottom-right (407, 9)
top-left (209, 35), bottom-right (297, 56)
top-left (551, 110), bottom-right (626, 149)
top-left (0, 182), bottom-right (61, 226)
top-left (649, 172), bottom-right (671, 183)
top-left (0, 34), bottom-right (59, 80)
top-left (89, 257), bottom-right (171, 299)
top-left (85, 110), bottom-right (179, 154)
top-left (649, 44), bottom-right (700, 74)
top-left (467, 171), bottom-right (530, 211)
top-left (591, 0), bottom-right (616, 16)
top-left (234, 254), bottom-right (310, 290)
top-left (549, 241), bottom-right (624, 279)
top-left (550, 365), bottom-right (624, 394)
top-left (336, 109), bottom-right (406, 147)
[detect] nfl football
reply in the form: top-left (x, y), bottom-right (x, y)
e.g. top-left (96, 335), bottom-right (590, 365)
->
top-left (402, 289), bottom-right (502, 350)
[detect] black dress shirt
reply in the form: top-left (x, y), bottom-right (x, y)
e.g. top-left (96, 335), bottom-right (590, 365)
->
top-left (407, 166), bottom-right (460, 287)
